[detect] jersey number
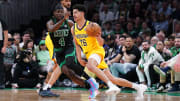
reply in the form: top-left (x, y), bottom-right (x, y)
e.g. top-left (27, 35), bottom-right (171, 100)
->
top-left (59, 38), bottom-right (65, 46)
top-left (80, 39), bottom-right (87, 46)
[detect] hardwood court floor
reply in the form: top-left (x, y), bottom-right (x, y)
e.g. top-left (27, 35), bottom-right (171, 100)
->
top-left (0, 88), bottom-right (180, 101)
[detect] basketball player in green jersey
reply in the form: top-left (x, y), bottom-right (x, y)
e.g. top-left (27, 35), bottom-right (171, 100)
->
top-left (39, 4), bottom-right (99, 99)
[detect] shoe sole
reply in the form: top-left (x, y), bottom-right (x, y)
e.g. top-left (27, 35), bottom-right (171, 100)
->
top-left (105, 88), bottom-right (120, 95)
top-left (153, 65), bottom-right (166, 77)
top-left (89, 90), bottom-right (100, 99)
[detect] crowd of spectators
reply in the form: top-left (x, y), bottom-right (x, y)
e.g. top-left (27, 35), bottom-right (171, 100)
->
top-left (0, 0), bottom-right (180, 93)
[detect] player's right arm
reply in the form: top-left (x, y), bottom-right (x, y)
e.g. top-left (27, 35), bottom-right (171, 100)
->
top-left (47, 12), bottom-right (70, 32)
top-left (71, 26), bottom-right (87, 67)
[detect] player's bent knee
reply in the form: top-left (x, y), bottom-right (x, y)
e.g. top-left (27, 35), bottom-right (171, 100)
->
top-left (86, 63), bottom-right (95, 72)
top-left (61, 65), bottom-right (69, 74)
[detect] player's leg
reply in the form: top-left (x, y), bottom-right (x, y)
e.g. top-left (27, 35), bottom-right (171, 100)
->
top-left (86, 54), bottom-right (120, 95)
top-left (44, 64), bottom-right (57, 85)
top-left (39, 64), bottom-right (61, 97)
top-left (103, 68), bottom-right (147, 98)
top-left (65, 58), bottom-right (99, 98)
top-left (61, 65), bottom-right (88, 87)
top-left (64, 47), bottom-right (99, 98)
top-left (39, 50), bottom-right (64, 97)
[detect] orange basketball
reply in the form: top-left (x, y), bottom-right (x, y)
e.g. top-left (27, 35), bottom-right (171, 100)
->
top-left (86, 22), bottom-right (101, 36)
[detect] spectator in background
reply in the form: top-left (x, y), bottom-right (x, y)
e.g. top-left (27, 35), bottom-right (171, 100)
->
top-left (117, 15), bottom-right (126, 29)
top-left (153, 13), bottom-right (169, 33)
top-left (164, 40), bottom-right (171, 50)
top-left (173, 21), bottom-right (180, 36)
top-left (91, 11), bottom-right (101, 25)
top-left (108, 36), bottom-right (140, 81)
top-left (26, 28), bottom-right (35, 41)
top-left (150, 10), bottom-right (158, 32)
top-left (139, 21), bottom-right (151, 36)
top-left (167, 36), bottom-right (175, 49)
top-left (170, 37), bottom-right (180, 57)
top-left (3, 34), bottom-right (16, 87)
top-left (135, 35), bottom-right (143, 51)
top-left (113, 23), bottom-right (124, 35)
top-left (156, 30), bottom-right (166, 42)
top-left (36, 40), bottom-right (53, 76)
top-left (134, 16), bottom-right (142, 35)
top-left (154, 52), bottom-right (180, 92)
top-left (125, 21), bottom-right (137, 38)
top-left (129, 2), bottom-right (144, 19)
top-left (11, 49), bottom-right (40, 88)
top-left (22, 39), bottom-right (36, 61)
top-left (105, 0), bottom-right (119, 13)
top-left (150, 36), bottom-right (159, 47)
top-left (19, 31), bottom-right (31, 49)
top-left (99, 4), bottom-right (114, 25)
top-left (114, 1), bottom-right (129, 20)
top-left (0, 18), bottom-right (8, 89)
top-left (104, 34), bottom-right (115, 58)
top-left (136, 41), bottom-right (164, 87)
top-left (13, 33), bottom-right (21, 54)
top-left (156, 41), bottom-right (171, 61)
top-left (146, 1), bottom-right (158, 15)
top-left (171, 0), bottom-right (180, 20)
top-left (158, 0), bottom-right (172, 19)
top-left (102, 21), bottom-right (114, 38)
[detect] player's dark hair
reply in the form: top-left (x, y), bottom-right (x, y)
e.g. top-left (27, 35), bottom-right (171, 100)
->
top-left (53, 3), bottom-right (63, 11)
top-left (72, 4), bottom-right (86, 14)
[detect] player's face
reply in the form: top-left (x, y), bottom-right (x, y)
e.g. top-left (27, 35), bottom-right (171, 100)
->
top-left (54, 9), bottom-right (64, 20)
top-left (61, 0), bottom-right (71, 8)
top-left (73, 9), bottom-right (83, 22)
top-left (142, 42), bottom-right (150, 51)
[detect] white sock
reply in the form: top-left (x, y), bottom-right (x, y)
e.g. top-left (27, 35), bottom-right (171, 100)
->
top-left (43, 83), bottom-right (47, 87)
top-left (132, 83), bottom-right (139, 90)
top-left (107, 81), bottom-right (115, 88)
top-left (43, 84), bottom-right (52, 90)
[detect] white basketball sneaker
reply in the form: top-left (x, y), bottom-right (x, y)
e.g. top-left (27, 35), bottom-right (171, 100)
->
top-left (105, 85), bottom-right (121, 95)
top-left (137, 84), bottom-right (147, 98)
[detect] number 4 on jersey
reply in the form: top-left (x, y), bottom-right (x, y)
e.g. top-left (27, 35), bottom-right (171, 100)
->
top-left (59, 38), bottom-right (65, 46)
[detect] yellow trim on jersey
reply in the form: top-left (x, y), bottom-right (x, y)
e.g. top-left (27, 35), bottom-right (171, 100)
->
top-left (45, 33), bottom-right (54, 60)
top-left (74, 21), bottom-right (108, 69)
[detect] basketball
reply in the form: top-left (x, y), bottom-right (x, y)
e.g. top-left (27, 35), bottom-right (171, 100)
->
top-left (86, 22), bottom-right (101, 36)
